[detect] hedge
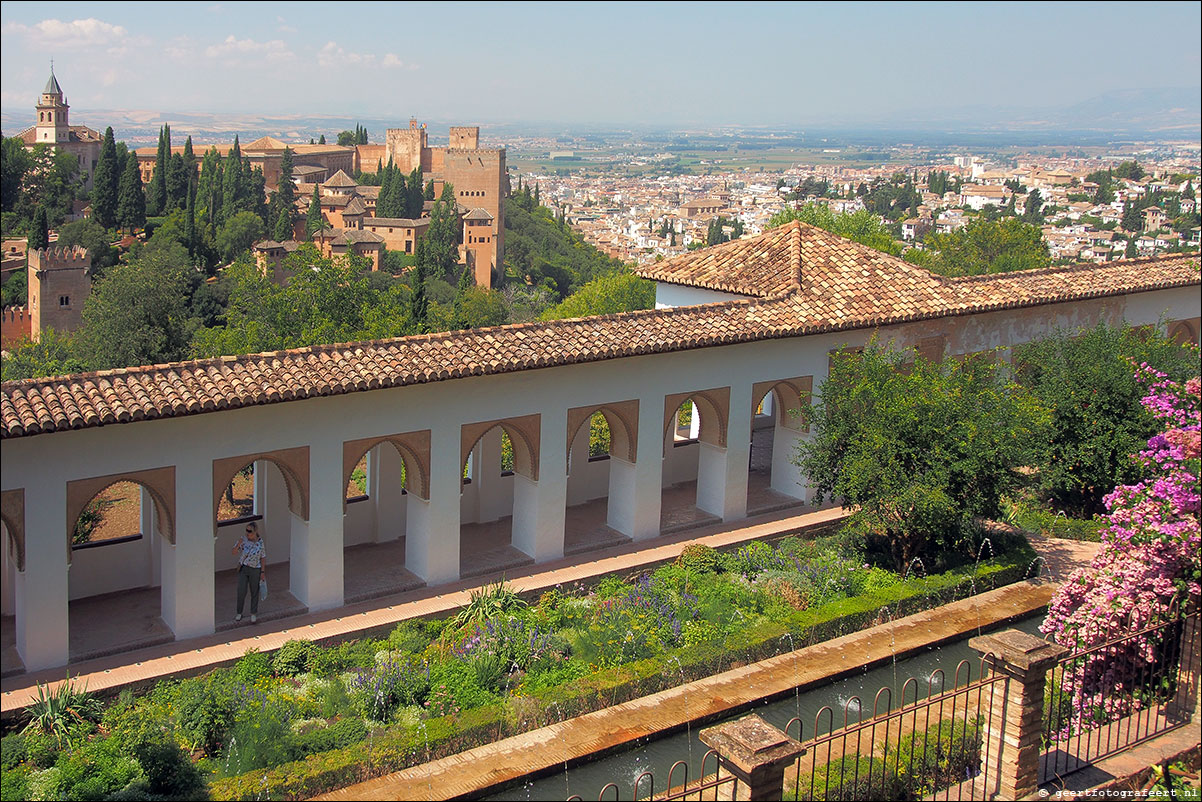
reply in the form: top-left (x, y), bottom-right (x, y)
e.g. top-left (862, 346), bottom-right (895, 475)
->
top-left (208, 549), bottom-right (1034, 800)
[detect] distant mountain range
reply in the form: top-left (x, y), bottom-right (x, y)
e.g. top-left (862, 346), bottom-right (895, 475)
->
top-left (2, 87), bottom-right (1198, 145)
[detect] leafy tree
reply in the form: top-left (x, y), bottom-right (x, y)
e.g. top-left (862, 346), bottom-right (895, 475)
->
top-left (1112, 161), bottom-right (1145, 181)
top-left (768, 203), bottom-right (902, 256)
top-left (91, 127), bottom-right (119, 229)
top-left (450, 262), bottom-right (475, 329)
top-left (337, 130), bottom-right (355, 147)
top-left (421, 183), bottom-right (461, 278)
top-left (116, 154), bottom-right (146, 233)
top-left (76, 238), bottom-right (197, 370)
top-left (216, 210), bottom-right (266, 263)
top-left (15, 145), bottom-right (78, 229)
top-left (0, 327), bottom-right (85, 381)
top-left (797, 343), bottom-right (1047, 573)
top-left (2, 267), bottom-right (26, 308)
top-left (921, 217), bottom-right (1048, 276)
top-left (29, 206), bottom-right (49, 251)
top-left (1, 136), bottom-right (33, 213)
top-left (539, 271), bottom-right (655, 320)
top-left (1014, 323), bottom-right (1198, 516)
top-left (409, 240), bottom-right (430, 331)
top-left (56, 219), bottom-right (118, 275)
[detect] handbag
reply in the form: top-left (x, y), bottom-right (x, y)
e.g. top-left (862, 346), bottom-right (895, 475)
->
top-left (259, 576), bottom-right (268, 601)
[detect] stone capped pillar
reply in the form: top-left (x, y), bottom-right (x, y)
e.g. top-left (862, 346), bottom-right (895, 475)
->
top-left (970, 628), bottom-right (1068, 800)
top-left (699, 713), bottom-right (806, 801)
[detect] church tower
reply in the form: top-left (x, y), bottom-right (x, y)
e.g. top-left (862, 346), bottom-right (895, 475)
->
top-left (35, 70), bottom-right (70, 145)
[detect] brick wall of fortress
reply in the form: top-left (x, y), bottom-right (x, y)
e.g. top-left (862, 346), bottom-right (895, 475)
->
top-left (444, 148), bottom-right (507, 264)
top-left (28, 246), bottom-right (91, 339)
top-left (1, 307), bottom-right (31, 348)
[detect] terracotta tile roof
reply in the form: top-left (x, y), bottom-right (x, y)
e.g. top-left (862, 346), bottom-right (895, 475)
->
top-left (2, 222), bottom-right (1197, 439)
top-left (323, 170), bottom-right (357, 188)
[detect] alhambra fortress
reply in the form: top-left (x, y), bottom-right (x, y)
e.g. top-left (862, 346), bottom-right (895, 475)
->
top-left (1, 214), bottom-right (1199, 672)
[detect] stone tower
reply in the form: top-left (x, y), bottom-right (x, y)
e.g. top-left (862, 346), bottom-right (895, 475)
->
top-left (35, 70), bottom-right (70, 145)
top-left (28, 246), bottom-right (91, 340)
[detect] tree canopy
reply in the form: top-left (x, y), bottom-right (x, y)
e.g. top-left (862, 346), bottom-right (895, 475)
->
top-left (917, 217), bottom-right (1049, 276)
top-left (768, 203), bottom-right (902, 256)
top-left (797, 343), bottom-right (1048, 572)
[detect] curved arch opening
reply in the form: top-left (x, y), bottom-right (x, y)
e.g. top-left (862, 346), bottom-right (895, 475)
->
top-left (747, 381), bottom-right (810, 515)
top-left (459, 422), bottom-right (538, 577)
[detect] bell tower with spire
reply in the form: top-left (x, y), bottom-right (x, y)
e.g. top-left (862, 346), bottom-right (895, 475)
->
top-left (35, 67), bottom-right (70, 145)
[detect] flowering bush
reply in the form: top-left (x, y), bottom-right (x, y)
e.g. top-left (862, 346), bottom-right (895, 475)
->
top-left (1041, 364), bottom-right (1201, 732)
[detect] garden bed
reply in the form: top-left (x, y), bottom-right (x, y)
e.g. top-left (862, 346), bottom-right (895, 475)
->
top-left (0, 529), bottom-right (1036, 802)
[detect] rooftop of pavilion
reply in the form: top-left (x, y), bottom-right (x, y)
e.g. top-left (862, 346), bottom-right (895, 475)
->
top-left (2, 221), bottom-right (1198, 439)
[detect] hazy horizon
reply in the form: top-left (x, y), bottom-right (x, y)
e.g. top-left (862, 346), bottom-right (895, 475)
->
top-left (2, 1), bottom-right (1200, 131)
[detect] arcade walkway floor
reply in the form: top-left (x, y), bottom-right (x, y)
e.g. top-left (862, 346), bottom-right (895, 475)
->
top-left (1, 474), bottom-right (806, 683)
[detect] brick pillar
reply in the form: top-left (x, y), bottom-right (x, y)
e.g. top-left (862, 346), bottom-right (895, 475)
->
top-left (969, 629), bottom-right (1068, 800)
top-left (1165, 607), bottom-right (1201, 722)
top-left (699, 714), bottom-right (806, 802)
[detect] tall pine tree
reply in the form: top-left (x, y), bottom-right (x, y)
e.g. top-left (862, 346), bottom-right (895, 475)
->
top-left (92, 126), bottom-right (119, 229)
top-left (167, 151), bottom-right (188, 211)
top-left (271, 146), bottom-right (297, 239)
top-left (116, 154), bottom-right (146, 232)
top-left (222, 136), bottom-right (243, 222)
top-left (29, 207), bottom-right (49, 251)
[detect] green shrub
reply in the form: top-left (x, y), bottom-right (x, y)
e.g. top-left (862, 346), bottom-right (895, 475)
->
top-left (1, 764), bottom-right (31, 801)
top-left (677, 543), bottom-right (724, 574)
top-left (223, 692), bottom-right (296, 776)
top-left (156, 671), bottom-right (240, 756)
top-left (897, 716), bottom-right (982, 794)
top-left (272, 639), bottom-right (319, 676)
top-left (128, 725), bottom-right (205, 798)
top-left (52, 735), bottom-right (144, 801)
top-left (233, 649), bottom-right (272, 685)
top-left (1, 732), bottom-right (27, 770)
top-left (791, 754), bottom-right (913, 801)
top-left (723, 540), bottom-right (785, 578)
top-left (348, 654), bottom-right (430, 722)
top-left (21, 729), bottom-right (61, 769)
top-left (309, 638), bottom-right (385, 677)
top-left (23, 678), bottom-right (103, 747)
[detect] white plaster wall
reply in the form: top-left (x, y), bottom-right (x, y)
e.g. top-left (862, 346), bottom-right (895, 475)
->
top-left (1, 285), bottom-right (1196, 621)
top-left (343, 499), bottom-right (374, 546)
top-left (663, 440), bottom-right (700, 487)
top-left (2, 522), bottom-right (14, 616)
top-left (655, 282), bottom-right (752, 309)
top-left (566, 422), bottom-right (611, 506)
top-left (69, 536), bottom-right (151, 600)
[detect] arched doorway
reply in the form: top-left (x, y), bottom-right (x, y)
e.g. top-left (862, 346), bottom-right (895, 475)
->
top-left (459, 418), bottom-right (540, 578)
top-left (340, 434), bottom-right (428, 603)
top-left (747, 378), bottom-right (812, 514)
top-left (661, 390), bottom-right (729, 532)
top-left (212, 455), bottom-right (307, 629)
top-left (564, 403), bottom-right (639, 554)
top-left (64, 473), bottom-right (175, 660)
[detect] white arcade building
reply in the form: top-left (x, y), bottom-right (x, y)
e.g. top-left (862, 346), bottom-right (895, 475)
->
top-left (1, 221), bottom-right (1199, 672)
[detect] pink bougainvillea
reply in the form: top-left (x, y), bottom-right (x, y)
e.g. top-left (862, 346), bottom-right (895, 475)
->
top-left (1041, 363), bottom-right (1200, 730)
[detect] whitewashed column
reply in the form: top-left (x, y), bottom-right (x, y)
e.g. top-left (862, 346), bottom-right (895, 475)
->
top-left (512, 410), bottom-right (566, 562)
top-left (406, 422), bottom-right (461, 585)
top-left (770, 425), bottom-right (808, 501)
top-left (17, 481), bottom-right (69, 670)
top-left (696, 383), bottom-right (752, 522)
top-left (290, 435), bottom-right (344, 611)
top-left (608, 396), bottom-right (663, 540)
top-left (162, 459), bottom-right (214, 639)
top-left (375, 445), bottom-right (406, 542)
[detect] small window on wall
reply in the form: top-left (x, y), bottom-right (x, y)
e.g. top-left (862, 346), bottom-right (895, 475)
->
top-left (59, 295), bottom-right (70, 307)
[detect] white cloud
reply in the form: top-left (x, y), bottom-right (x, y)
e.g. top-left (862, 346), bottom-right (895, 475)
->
top-left (276, 16), bottom-right (297, 34)
top-left (381, 53), bottom-right (409, 69)
top-left (205, 34), bottom-right (293, 62)
top-left (3, 17), bottom-right (127, 48)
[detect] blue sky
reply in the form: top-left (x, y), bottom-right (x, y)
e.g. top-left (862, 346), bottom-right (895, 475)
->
top-left (2, 1), bottom-right (1199, 126)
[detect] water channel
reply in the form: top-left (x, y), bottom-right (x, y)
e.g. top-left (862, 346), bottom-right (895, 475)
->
top-left (485, 614), bottom-right (1045, 800)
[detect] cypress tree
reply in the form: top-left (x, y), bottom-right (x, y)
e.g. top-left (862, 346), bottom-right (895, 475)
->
top-left (318, 134), bottom-right (326, 145)
top-left (273, 204), bottom-right (292, 241)
top-left (185, 181), bottom-right (197, 254)
top-left (357, 125), bottom-right (368, 145)
top-left (451, 262), bottom-right (474, 330)
top-left (271, 147), bottom-right (296, 235)
top-left (534, 183), bottom-right (540, 207)
top-left (92, 126), bottom-right (119, 229)
top-left (406, 168), bottom-right (424, 219)
top-left (167, 151), bottom-right (187, 211)
top-left (410, 239), bottom-right (429, 332)
top-left (116, 154), bottom-right (146, 232)
top-left (29, 207), bottom-right (49, 251)
top-left (181, 137), bottom-right (196, 200)
top-left (222, 137), bottom-right (243, 219)
top-left (306, 184), bottom-right (324, 235)
top-left (379, 164), bottom-right (396, 217)
top-left (425, 180), bottom-right (435, 201)
top-left (147, 126), bottom-right (168, 216)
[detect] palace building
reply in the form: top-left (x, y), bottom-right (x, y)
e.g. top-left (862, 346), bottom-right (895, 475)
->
top-left (16, 71), bottom-right (103, 192)
top-left (1, 222), bottom-right (1198, 672)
